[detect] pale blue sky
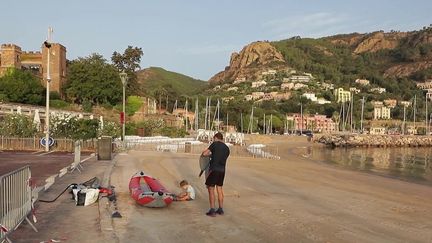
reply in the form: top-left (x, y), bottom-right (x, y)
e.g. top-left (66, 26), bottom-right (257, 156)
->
top-left (1, 0), bottom-right (431, 80)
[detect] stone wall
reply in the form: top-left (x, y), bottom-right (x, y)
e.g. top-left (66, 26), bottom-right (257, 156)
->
top-left (315, 134), bottom-right (432, 147)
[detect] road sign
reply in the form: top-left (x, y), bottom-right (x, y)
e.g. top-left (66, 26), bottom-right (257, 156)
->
top-left (40, 137), bottom-right (55, 147)
top-left (120, 112), bottom-right (125, 124)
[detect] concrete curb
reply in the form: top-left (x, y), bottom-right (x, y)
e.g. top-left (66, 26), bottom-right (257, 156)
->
top-left (35, 153), bottom-right (96, 197)
top-left (98, 155), bottom-right (120, 243)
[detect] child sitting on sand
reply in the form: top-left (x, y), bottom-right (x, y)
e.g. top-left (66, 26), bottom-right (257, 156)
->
top-left (175, 180), bottom-right (195, 201)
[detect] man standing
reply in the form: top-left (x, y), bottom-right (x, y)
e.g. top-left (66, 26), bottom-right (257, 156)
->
top-left (202, 132), bottom-right (230, 217)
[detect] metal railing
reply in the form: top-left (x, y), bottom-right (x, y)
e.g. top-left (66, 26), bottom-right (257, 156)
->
top-left (0, 166), bottom-right (37, 243)
top-left (0, 137), bottom-right (97, 152)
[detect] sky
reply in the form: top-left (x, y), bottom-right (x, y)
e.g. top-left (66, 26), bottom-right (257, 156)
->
top-left (1, 0), bottom-right (432, 80)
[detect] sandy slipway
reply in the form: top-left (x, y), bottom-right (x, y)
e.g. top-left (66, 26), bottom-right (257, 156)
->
top-left (102, 136), bottom-right (432, 243)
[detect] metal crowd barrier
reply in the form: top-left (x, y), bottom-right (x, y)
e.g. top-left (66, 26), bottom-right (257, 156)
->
top-left (0, 166), bottom-right (37, 243)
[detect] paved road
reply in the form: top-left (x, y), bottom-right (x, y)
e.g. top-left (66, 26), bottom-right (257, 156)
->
top-left (109, 138), bottom-right (432, 243)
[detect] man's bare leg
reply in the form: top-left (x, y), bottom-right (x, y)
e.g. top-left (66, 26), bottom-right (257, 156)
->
top-left (207, 186), bottom-right (215, 209)
top-left (216, 186), bottom-right (224, 209)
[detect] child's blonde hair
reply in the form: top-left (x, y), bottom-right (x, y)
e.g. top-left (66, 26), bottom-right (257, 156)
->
top-left (179, 180), bottom-right (189, 187)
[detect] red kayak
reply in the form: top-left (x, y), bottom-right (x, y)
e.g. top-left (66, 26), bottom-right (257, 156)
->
top-left (129, 171), bottom-right (173, 207)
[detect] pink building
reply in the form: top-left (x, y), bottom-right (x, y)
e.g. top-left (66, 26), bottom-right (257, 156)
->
top-left (286, 114), bottom-right (336, 133)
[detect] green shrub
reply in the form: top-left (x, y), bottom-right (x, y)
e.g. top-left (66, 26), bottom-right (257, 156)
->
top-left (50, 99), bottom-right (69, 109)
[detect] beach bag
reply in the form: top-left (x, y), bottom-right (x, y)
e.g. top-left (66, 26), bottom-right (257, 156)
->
top-left (72, 188), bottom-right (99, 206)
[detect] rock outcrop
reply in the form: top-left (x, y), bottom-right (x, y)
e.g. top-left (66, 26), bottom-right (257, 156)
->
top-left (209, 41), bottom-right (286, 84)
top-left (353, 32), bottom-right (407, 54)
top-left (315, 134), bottom-right (432, 147)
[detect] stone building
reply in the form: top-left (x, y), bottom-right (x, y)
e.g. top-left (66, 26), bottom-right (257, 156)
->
top-left (0, 43), bottom-right (67, 94)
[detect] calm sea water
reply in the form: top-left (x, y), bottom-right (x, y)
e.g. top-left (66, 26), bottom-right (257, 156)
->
top-left (309, 146), bottom-right (432, 185)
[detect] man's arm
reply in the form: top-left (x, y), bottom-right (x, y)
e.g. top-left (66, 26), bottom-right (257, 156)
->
top-left (202, 148), bottom-right (211, 157)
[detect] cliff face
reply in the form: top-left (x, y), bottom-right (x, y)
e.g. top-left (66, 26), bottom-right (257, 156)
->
top-left (353, 32), bottom-right (408, 54)
top-left (209, 41), bottom-right (286, 84)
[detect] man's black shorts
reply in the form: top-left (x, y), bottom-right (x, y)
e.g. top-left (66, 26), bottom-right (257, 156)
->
top-left (205, 170), bottom-right (225, 187)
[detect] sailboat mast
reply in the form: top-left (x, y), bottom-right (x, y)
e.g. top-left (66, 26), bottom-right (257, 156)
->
top-left (360, 96), bottom-right (365, 133)
top-left (300, 102), bottom-right (303, 134)
top-left (195, 98), bottom-right (199, 130)
top-left (185, 99), bottom-right (188, 132)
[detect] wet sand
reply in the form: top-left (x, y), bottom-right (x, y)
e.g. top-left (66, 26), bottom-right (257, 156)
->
top-left (111, 136), bottom-right (432, 243)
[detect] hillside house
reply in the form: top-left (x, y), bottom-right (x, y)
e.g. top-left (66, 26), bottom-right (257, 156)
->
top-left (370, 87), bottom-right (386, 93)
top-left (349, 87), bottom-right (361, 94)
top-left (317, 98), bottom-right (331, 104)
top-left (355, 79), bottom-right (370, 86)
top-left (416, 81), bottom-right (432, 90)
top-left (233, 77), bottom-right (246, 84)
top-left (383, 99), bottom-right (397, 108)
top-left (252, 80), bottom-right (267, 88)
top-left (321, 82), bottom-right (334, 90)
top-left (289, 75), bottom-right (312, 83)
top-left (293, 83), bottom-right (308, 90)
top-left (251, 92), bottom-right (265, 100)
top-left (400, 101), bottom-right (412, 107)
top-left (261, 69), bottom-right (277, 76)
top-left (281, 82), bottom-right (294, 90)
top-left (227, 87), bottom-right (239, 92)
top-left (245, 95), bottom-right (253, 101)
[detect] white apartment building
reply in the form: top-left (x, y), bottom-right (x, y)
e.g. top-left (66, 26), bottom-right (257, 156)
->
top-left (334, 88), bottom-right (351, 103)
top-left (374, 106), bottom-right (391, 120)
top-left (227, 87), bottom-right (239, 92)
top-left (302, 93), bottom-right (318, 102)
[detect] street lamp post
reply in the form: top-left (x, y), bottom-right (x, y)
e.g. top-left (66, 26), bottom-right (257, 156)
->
top-left (119, 72), bottom-right (128, 144)
top-left (44, 27), bottom-right (53, 152)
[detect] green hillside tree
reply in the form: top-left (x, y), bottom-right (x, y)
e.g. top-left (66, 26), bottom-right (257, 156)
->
top-left (111, 46), bottom-right (144, 94)
top-left (65, 54), bottom-right (122, 107)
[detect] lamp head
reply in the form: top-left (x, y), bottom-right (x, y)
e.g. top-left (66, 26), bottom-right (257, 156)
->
top-left (119, 71), bottom-right (128, 86)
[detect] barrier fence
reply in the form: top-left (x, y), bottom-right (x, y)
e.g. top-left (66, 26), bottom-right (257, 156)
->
top-left (0, 166), bottom-right (37, 243)
top-left (123, 140), bottom-right (280, 159)
top-left (0, 137), bottom-right (97, 152)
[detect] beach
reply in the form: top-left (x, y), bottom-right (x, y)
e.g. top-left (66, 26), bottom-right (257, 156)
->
top-left (109, 136), bottom-right (432, 243)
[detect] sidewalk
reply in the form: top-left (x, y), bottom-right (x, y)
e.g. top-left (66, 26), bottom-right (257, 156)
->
top-left (9, 157), bottom-right (111, 243)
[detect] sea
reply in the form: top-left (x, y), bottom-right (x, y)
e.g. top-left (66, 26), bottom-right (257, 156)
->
top-left (309, 146), bottom-right (432, 185)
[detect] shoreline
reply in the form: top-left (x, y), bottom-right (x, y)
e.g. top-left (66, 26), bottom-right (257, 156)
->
top-left (315, 133), bottom-right (432, 147)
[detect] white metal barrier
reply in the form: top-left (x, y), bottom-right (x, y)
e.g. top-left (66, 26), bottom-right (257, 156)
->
top-left (247, 144), bottom-right (280, 160)
top-left (0, 166), bottom-right (37, 243)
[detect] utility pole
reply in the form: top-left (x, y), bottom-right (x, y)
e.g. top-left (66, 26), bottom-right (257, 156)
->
top-left (44, 27), bottom-right (53, 152)
top-left (263, 114), bottom-right (266, 134)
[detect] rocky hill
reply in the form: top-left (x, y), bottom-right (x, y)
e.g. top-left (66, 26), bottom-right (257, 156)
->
top-left (209, 41), bottom-right (287, 84)
top-left (209, 26), bottom-right (432, 85)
